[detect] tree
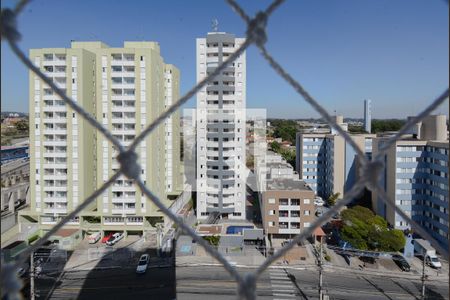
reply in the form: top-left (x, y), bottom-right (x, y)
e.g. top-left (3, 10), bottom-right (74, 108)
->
top-left (340, 205), bottom-right (406, 251)
top-left (270, 119), bottom-right (301, 144)
top-left (270, 141), bottom-right (281, 152)
top-left (371, 119), bottom-right (405, 133)
top-left (348, 125), bottom-right (366, 133)
top-left (246, 155), bottom-right (255, 169)
top-left (327, 192), bottom-right (340, 206)
top-left (203, 235), bottom-right (220, 246)
top-left (15, 119), bottom-right (29, 132)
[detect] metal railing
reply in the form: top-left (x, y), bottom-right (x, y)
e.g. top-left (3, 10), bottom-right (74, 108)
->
top-left (1, 0), bottom-right (448, 299)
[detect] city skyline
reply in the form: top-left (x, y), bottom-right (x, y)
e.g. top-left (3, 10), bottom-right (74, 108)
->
top-left (1, 0), bottom-right (448, 118)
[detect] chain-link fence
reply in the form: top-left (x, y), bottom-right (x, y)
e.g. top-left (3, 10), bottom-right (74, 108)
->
top-left (1, 0), bottom-right (449, 299)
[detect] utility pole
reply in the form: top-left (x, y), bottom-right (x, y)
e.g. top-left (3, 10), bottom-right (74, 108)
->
top-left (421, 249), bottom-right (426, 300)
top-left (30, 251), bottom-right (35, 300)
top-left (319, 239), bottom-right (323, 300)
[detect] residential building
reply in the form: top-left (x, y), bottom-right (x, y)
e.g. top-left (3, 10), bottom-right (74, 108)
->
top-left (372, 115), bottom-right (449, 250)
top-left (256, 151), bottom-right (315, 239)
top-left (196, 32), bottom-right (247, 220)
top-left (295, 131), bottom-right (375, 199)
top-left (364, 99), bottom-right (372, 133)
top-left (21, 41), bottom-right (182, 245)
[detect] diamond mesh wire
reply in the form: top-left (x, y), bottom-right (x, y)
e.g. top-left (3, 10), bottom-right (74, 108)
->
top-left (1, 0), bottom-right (448, 299)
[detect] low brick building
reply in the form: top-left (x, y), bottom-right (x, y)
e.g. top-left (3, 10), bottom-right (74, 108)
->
top-left (256, 151), bottom-right (315, 239)
top-left (261, 178), bottom-right (315, 239)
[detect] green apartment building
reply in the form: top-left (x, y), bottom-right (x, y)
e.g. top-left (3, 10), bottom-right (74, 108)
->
top-left (20, 41), bottom-right (182, 243)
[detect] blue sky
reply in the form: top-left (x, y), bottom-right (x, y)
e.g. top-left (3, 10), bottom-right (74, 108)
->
top-left (1, 0), bottom-right (448, 118)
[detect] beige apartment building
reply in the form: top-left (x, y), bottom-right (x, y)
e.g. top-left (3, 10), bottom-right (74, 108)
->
top-left (296, 131), bottom-right (375, 199)
top-left (21, 41), bottom-right (182, 242)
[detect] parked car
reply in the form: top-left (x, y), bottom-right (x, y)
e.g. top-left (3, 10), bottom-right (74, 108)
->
top-left (136, 254), bottom-right (150, 274)
top-left (414, 239), bottom-right (442, 269)
top-left (426, 256), bottom-right (442, 269)
top-left (392, 254), bottom-right (410, 272)
top-left (88, 232), bottom-right (101, 244)
top-left (106, 232), bottom-right (124, 246)
top-left (101, 233), bottom-right (114, 243)
top-left (314, 197), bottom-right (324, 206)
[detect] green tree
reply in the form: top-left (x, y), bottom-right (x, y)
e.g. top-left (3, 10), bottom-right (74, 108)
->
top-left (203, 235), bottom-right (220, 246)
top-left (15, 119), bottom-right (29, 132)
top-left (340, 205), bottom-right (406, 251)
top-left (279, 148), bottom-right (295, 167)
top-left (348, 125), bottom-right (366, 133)
top-left (371, 119), bottom-right (405, 133)
top-left (270, 141), bottom-right (281, 152)
top-left (327, 192), bottom-right (340, 206)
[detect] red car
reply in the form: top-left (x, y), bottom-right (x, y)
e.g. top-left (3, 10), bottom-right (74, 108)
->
top-left (101, 233), bottom-right (114, 243)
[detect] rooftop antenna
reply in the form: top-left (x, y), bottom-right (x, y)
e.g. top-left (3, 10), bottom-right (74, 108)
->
top-left (212, 19), bottom-right (219, 32)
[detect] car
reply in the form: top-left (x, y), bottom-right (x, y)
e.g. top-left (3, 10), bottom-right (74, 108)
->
top-left (392, 254), bottom-right (410, 272)
top-left (17, 267), bottom-right (28, 278)
top-left (106, 232), bottom-right (124, 246)
top-left (426, 256), bottom-right (442, 269)
top-left (88, 232), bottom-right (101, 244)
top-left (136, 254), bottom-right (150, 274)
top-left (101, 233), bottom-right (114, 243)
top-left (314, 198), bottom-right (324, 206)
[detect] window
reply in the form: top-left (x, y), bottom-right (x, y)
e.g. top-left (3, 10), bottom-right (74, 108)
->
top-left (268, 198), bottom-right (275, 204)
top-left (304, 199), bottom-right (311, 204)
top-left (268, 221), bottom-right (275, 227)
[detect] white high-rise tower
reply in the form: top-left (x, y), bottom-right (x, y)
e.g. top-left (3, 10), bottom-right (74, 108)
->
top-left (196, 31), bottom-right (246, 220)
top-left (364, 99), bottom-right (372, 133)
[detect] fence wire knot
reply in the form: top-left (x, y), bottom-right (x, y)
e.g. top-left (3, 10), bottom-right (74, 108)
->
top-left (361, 159), bottom-right (384, 191)
top-left (246, 12), bottom-right (268, 47)
top-left (117, 150), bottom-right (140, 180)
top-left (238, 273), bottom-right (257, 300)
top-left (0, 8), bottom-right (21, 42)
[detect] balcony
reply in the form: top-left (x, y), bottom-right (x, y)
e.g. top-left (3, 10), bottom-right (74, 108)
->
top-left (42, 141), bottom-right (67, 147)
top-left (279, 228), bottom-right (300, 234)
top-left (43, 186), bottom-right (67, 192)
top-left (111, 183), bottom-right (136, 192)
top-left (111, 95), bottom-right (135, 101)
top-left (278, 216), bottom-right (300, 223)
top-left (206, 141), bottom-right (219, 148)
top-left (43, 128), bottom-right (67, 135)
top-left (43, 174), bottom-right (67, 180)
top-left (111, 106), bottom-right (135, 113)
top-left (111, 208), bottom-right (136, 215)
top-left (206, 47), bottom-right (219, 53)
top-left (43, 151), bottom-right (67, 158)
top-left (111, 197), bottom-right (136, 203)
top-left (43, 208), bottom-right (67, 214)
top-left (43, 197), bottom-right (67, 203)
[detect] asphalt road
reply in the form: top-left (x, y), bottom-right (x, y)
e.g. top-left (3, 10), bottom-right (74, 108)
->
top-left (30, 262), bottom-right (448, 300)
top-left (177, 265), bottom-right (449, 300)
top-left (1, 159), bottom-right (29, 177)
top-left (35, 265), bottom-right (176, 300)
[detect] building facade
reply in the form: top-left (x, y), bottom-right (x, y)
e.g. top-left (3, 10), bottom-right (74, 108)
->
top-left (296, 131), bottom-right (375, 199)
top-left (372, 115), bottom-right (449, 250)
top-left (22, 41), bottom-right (182, 239)
top-left (256, 151), bottom-right (315, 239)
top-left (196, 32), bottom-right (247, 220)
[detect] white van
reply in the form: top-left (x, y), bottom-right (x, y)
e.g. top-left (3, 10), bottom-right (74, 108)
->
top-left (88, 232), bottom-right (101, 244)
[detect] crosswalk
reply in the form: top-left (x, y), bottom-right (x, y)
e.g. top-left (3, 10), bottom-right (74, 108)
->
top-left (269, 268), bottom-right (298, 299)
